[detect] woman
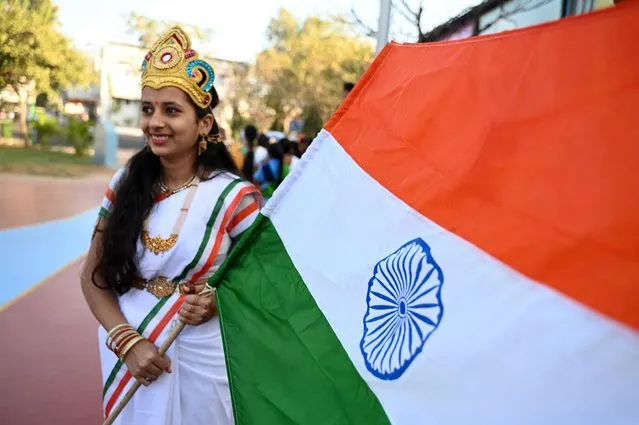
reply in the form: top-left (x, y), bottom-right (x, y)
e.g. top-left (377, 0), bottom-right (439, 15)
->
top-left (80, 26), bottom-right (261, 424)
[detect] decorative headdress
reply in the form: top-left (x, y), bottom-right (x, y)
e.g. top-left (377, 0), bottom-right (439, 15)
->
top-left (141, 25), bottom-right (215, 109)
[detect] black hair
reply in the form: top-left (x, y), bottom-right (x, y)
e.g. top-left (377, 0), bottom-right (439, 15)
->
top-left (278, 138), bottom-right (298, 157)
top-left (257, 133), bottom-right (269, 148)
top-left (244, 125), bottom-right (258, 145)
top-left (266, 141), bottom-right (285, 185)
top-left (241, 125), bottom-right (258, 179)
top-left (287, 141), bottom-right (301, 158)
top-left (93, 86), bottom-right (239, 295)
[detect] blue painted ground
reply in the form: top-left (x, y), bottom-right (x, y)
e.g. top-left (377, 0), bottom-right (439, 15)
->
top-left (0, 207), bottom-right (98, 306)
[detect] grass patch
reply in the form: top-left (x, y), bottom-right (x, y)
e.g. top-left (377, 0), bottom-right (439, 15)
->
top-left (0, 146), bottom-right (108, 177)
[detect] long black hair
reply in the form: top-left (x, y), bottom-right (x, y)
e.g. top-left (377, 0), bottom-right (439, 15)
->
top-left (93, 86), bottom-right (239, 294)
top-left (241, 125), bottom-right (257, 180)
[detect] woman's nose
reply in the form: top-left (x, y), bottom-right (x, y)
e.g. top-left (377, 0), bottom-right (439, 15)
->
top-left (149, 111), bottom-right (165, 130)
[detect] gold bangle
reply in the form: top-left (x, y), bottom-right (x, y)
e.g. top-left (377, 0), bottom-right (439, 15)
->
top-left (119, 335), bottom-right (145, 360)
top-left (106, 325), bottom-right (135, 350)
top-left (110, 329), bottom-right (139, 352)
top-left (107, 323), bottom-right (132, 339)
top-left (108, 326), bottom-right (135, 345)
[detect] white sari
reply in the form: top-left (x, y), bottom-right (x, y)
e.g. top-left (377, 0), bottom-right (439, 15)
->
top-left (98, 169), bottom-right (260, 425)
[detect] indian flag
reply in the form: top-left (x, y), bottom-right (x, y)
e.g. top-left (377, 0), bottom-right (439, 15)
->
top-left (211, 4), bottom-right (639, 425)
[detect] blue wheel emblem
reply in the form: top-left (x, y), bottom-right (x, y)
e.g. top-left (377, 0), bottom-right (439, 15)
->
top-left (361, 238), bottom-right (444, 380)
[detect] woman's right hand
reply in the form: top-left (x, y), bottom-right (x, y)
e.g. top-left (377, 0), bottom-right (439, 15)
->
top-left (122, 339), bottom-right (172, 386)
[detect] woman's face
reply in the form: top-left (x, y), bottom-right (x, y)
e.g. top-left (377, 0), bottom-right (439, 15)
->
top-left (140, 86), bottom-right (213, 159)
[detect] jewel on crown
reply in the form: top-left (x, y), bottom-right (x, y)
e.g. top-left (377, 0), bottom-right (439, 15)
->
top-left (140, 25), bottom-right (216, 109)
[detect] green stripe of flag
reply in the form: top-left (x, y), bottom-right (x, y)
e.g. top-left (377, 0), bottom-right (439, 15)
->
top-left (212, 215), bottom-right (391, 425)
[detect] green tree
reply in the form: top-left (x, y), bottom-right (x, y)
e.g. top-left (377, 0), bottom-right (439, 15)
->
top-left (0, 0), bottom-right (94, 146)
top-left (255, 9), bottom-right (373, 136)
top-left (126, 12), bottom-right (212, 48)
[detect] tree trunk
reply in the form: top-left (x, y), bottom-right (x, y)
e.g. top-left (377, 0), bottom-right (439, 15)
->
top-left (19, 98), bottom-right (30, 147)
top-left (11, 85), bottom-right (31, 147)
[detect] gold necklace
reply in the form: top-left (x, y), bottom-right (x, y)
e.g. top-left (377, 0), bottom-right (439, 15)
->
top-left (142, 174), bottom-right (200, 255)
top-left (159, 173), bottom-right (197, 196)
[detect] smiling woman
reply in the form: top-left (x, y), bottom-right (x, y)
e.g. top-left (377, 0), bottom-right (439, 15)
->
top-left (141, 87), bottom-right (212, 159)
top-left (79, 26), bottom-right (262, 425)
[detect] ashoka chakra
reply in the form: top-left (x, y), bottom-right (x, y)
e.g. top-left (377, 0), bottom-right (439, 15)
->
top-left (360, 238), bottom-right (444, 380)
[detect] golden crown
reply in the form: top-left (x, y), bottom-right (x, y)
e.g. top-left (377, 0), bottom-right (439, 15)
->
top-left (141, 25), bottom-right (215, 109)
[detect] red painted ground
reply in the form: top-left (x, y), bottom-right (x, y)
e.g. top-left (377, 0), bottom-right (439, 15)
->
top-left (0, 257), bottom-right (104, 424)
top-left (0, 174), bottom-right (110, 230)
top-left (0, 174), bottom-right (112, 424)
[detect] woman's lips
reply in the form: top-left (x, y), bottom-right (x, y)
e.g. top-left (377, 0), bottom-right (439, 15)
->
top-left (149, 135), bottom-right (170, 145)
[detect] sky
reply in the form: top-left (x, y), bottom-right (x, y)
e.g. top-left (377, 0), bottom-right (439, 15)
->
top-left (54, 0), bottom-right (480, 62)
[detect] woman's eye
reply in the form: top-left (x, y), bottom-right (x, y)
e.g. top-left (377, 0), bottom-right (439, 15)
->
top-left (141, 106), bottom-right (152, 114)
top-left (166, 107), bottom-right (179, 114)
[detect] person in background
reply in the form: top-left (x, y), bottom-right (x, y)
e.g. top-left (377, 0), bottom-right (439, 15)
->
top-left (280, 139), bottom-right (302, 180)
top-left (241, 124), bottom-right (258, 181)
top-left (254, 141), bottom-right (284, 200)
top-left (343, 81), bottom-right (355, 100)
top-left (299, 136), bottom-right (314, 157)
top-left (278, 138), bottom-right (301, 180)
top-left (254, 133), bottom-right (270, 170)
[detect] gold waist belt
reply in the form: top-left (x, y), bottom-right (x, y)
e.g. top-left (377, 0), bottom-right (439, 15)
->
top-left (133, 276), bottom-right (206, 298)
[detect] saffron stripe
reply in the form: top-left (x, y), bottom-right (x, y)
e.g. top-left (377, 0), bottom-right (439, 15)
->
top-left (105, 188), bottom-right (114, 204)
top-left (174, 179), bottom-right (242, 282)
top-left (104, 296), bottom-right (185, 418)
top-left (191, 187), bottom-right (257, 282)
top-left (102, 296), bottom-right (171, 398)
top-left (325, 23), bottom-right (639, 328)
top-left (227, 201), bottom-right (258, 234)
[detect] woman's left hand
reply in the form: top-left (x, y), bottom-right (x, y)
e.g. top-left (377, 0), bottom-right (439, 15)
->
top-left (179, 293), bottom-right (217, 326)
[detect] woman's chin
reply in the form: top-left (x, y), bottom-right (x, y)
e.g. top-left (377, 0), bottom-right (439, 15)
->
top-left (148, 144), bottom-right (173, 157)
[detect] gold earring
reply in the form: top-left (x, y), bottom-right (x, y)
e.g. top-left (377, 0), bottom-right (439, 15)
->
top-left (206, 133), bottom-right (224, 144)
top-left (198, 134), bottom-right (207, 155)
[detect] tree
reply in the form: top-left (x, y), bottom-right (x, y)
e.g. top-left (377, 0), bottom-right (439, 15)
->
top-left (344, 0), bottom-right (428, 42)
top-left (476, 0), bottom-right (554, 33)
top-left (346, 0), bottom-right (554, 43)
top-left (125, 12), bottom-right (212, 49)
top-left (0, 0), bottom-right (94, 146)
top-left (254, 9), bottom-right (373, 136)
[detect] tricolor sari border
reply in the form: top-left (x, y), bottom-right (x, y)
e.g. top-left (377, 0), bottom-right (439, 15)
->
top-left (101, 178), bottom-right (260, 416)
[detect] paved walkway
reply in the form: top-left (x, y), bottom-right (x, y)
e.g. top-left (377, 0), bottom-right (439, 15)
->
top-left (0, 257), bottom-right (103, 424)
top-left (0, 174), bottom-right (107, 230)
top-left (0, 173), bottom-right (111, 424)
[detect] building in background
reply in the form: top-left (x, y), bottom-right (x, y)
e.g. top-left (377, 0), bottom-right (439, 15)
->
top-left (421, 0), bottom-right (616, 42)
top-left (63, 86), bottom-right (99, 121)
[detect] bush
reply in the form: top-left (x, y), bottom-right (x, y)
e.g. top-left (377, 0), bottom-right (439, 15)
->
top-left (32, 119), bottom-right (59, 149)
top-left (65, 118), bottom-right (93, 156)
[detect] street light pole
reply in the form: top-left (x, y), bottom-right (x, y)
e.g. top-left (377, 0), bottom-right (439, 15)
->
top-left (376, 0), bottom-right (392, 53)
